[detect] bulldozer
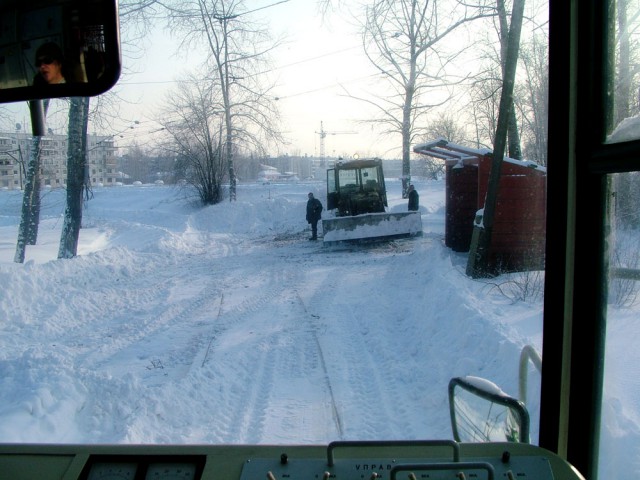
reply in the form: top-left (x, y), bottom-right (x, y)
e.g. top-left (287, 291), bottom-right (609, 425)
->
top-left (322, 158), bottom-right (423, 242)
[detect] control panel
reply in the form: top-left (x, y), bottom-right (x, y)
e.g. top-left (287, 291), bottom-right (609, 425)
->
top-left (240, 441), bottom-right (563, 480)
top-left (0, 440), bottom-right (585, 480)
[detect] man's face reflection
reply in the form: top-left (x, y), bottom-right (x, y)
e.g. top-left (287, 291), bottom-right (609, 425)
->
top-left (37, 56), bottom-right (64, 84)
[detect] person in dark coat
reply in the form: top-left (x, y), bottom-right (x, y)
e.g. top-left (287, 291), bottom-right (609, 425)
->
top-left (407, 184), bottom-right (419, 211)
top-left (306, 192), bottom-right (323, 240)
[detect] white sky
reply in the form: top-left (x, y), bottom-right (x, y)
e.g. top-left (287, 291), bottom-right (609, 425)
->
top-left (112, 0), bottom-right (394, 159)
top-left (0, 0), bottom-right (389, 158)
top-left (0, 0), bottom-right (549, 160)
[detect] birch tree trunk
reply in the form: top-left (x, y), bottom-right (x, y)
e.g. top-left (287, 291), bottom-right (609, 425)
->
top-left (58, 97), bottom-right (90, 259)
top-left (14, 99), bottom-right (49, 263)
top-left (14, 136), bottom-right (43, 263)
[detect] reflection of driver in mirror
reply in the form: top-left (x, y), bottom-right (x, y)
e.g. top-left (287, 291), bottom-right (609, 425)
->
top-left (34, 42), bottom-right (66, 85)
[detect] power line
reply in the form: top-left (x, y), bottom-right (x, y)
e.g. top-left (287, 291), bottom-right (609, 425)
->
top-left (117, 46), bottom-right (361, 86)
top-left (241, 0), bottom-right (291, 17)
top-left (276, 72), bottom-right (385, 100)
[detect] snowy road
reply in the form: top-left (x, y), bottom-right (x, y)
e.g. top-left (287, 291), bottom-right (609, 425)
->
top-left (0, 182), bottom-right (542, 445)
top-left (73, 231), bottom-right (448, 443)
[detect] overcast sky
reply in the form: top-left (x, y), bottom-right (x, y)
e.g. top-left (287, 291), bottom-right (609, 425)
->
top-left (0, 0), bottom-right (548, 162)
top-left (111, 0), bottom-right (396, 159)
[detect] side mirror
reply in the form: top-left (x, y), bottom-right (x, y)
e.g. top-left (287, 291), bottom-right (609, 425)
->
top-left (0, 0), bottom-right (121, 104)
top-left (448, 376), bottom-right (530, 443)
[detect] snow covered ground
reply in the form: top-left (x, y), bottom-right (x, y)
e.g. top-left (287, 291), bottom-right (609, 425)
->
top-left (0, 178), bottom-right (635, 478)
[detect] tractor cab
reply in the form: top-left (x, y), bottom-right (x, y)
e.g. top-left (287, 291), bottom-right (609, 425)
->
top-left (326, 159), bottom-right (388, 215)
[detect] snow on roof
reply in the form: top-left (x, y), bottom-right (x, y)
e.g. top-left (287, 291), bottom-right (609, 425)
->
top-left (413, 138), bottom-right (547, 173)
top-left (413, 137), bottom-right (491, 158)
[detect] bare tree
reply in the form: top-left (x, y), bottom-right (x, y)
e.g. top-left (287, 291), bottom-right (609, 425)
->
top-left (519, 32), bottom-right (549, 165)
top-left (58, 97), bottom-right (90, 259)
top-left (611, 0), bottom-right (640, 128)
top-left (466, 0), bottom-right (551, 163)
top-left (416, 113), bottom-right (467, 179)
top-left (611, 1), bottom-right (640, 232)
top-left (496, 0), bottom-right (522, 160)
top-left (55, 1), bottom-right (163, 259)
top-left (469, 68), bottom-right (501, 149)
top-left (14, 138), bottom-right (42, 259)
top-left (14, 138), bottom-right (43, 261)
top-left (120, 143), bottom-right (155, 183)
top-left (161, 77), bottom-right (226, 205)
top-left (615, 0), bottom-right (633, 126)
top-left (14, 100), bottom-right (50, 263)
top-left (466, 0), bottom-right (525, 278)
top-left (424, 113), bottom-right (468, 144)
top-left (350, 0), bottom-right (493, 197)
top-left (12, 0), bottom-right (163, 261)
top-left (166, 0), bottom-right (284, 201)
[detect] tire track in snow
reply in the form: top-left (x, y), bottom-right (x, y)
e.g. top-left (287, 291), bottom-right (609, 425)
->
top-left (295, 291), bottom-right (344, 439)
top-left (196, 262), bottom-right (299, 442)
top-left (329, 248), bottom-right (414, 439)
top-left (79, 229), bottom-right (413, 443)
top-left (195, 247), bottom-right (340, 443)
top-left (300, 245), bottom-right (418, 440)
top-left (341, 248), bottom-right (419, 439)
top-left (218, 330), bottom-right (278, 443)
top-left (194, 293), bottom-right (225, 369)
top-left (330, 299), bottom-right (400, 438)
top-left (76, 255), bottom-right (224, 378)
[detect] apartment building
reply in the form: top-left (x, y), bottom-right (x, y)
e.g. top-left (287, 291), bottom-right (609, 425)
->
top-left (0, 131), bottom-right (118, 190)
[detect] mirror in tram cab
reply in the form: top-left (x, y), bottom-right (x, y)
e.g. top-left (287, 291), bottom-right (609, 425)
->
top-left (448, 376), bottom-right (530, 444)
top-left (0, 0), bottom-right (121, 104)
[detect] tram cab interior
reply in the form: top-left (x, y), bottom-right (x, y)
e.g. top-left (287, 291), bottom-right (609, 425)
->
top-left (0, 1), bottom-right (633, 479)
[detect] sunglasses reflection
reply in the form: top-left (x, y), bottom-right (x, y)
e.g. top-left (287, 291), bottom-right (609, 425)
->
top-left (33, 42), bottom-right (66, 85)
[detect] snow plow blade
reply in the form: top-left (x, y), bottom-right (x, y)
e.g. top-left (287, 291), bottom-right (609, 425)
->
top-left (322, 211), bottom-right (423, 243)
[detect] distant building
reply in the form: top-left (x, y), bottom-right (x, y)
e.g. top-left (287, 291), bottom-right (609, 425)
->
top-left (0, 131), bottom-right (117, 190)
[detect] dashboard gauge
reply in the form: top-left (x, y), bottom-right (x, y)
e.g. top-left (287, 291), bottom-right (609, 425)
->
top-left (145, 462), bottom-right (198, 479)
top-left (86, 462), bottom-right (138, 480)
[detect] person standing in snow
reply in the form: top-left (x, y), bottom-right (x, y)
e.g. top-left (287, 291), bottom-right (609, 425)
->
top-left (407, 184), bottom-right (419, 211)
top-left (306, 192), bottom-right (323, 240)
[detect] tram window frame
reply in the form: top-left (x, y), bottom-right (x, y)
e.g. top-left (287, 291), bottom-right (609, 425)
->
top-left (0, 1), bottom-right (627, 478)
top-left (541, 2), bottom-right (640, 479)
